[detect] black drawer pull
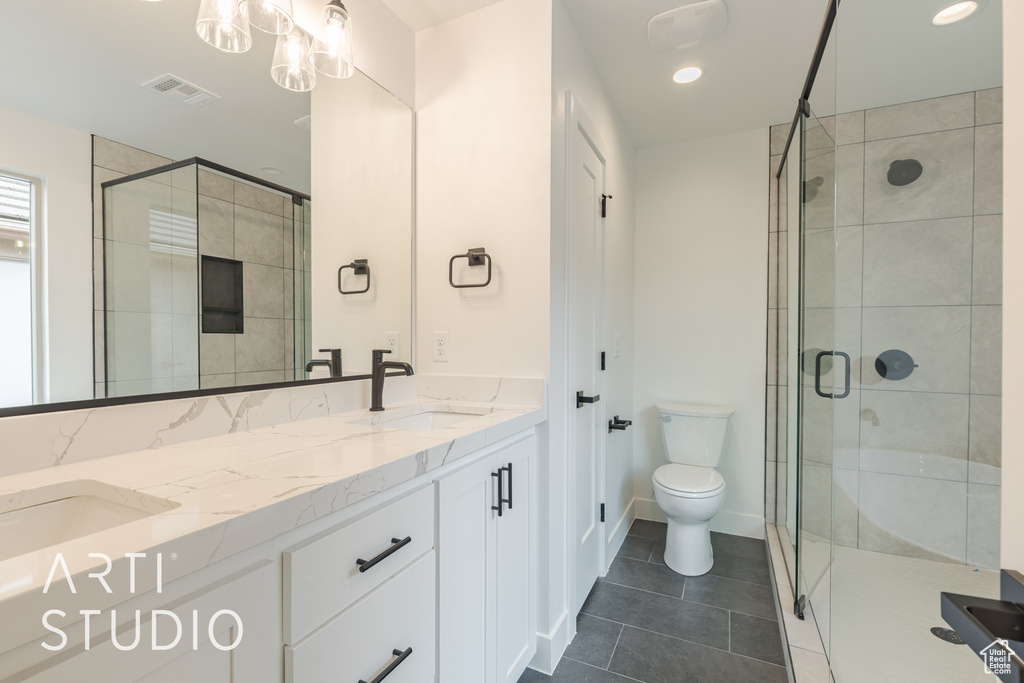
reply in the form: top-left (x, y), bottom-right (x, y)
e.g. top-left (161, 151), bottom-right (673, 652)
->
top-left (358, 647), bottom-right (412, 683)
top-left (356, 537), bottom-right (411, 573)
top-left (491, 468), bottom-right (505, 517)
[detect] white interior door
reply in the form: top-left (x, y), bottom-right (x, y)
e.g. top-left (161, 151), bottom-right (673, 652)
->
top-left (567, 95), bottom-right (606, 618)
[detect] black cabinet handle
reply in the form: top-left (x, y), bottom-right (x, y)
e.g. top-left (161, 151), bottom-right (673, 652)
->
top-left (576, 391), bottom-right (600, 409)
top-left (358, 647), bottom-right (412, 683)
top-left (506, 462), bottom-right (513, 510)
top-left (492, 468), bottom-right (504, 517)
top-left (356, 537), bottom-right (411, 573)
top-left (492, 464), bottom-right (513, 516)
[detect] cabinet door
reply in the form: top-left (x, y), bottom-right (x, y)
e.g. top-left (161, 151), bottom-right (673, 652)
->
top-left (20, 561), bottom-right (279, 683)
top-left (494, 436), bottom-right (536, 683)
top-left (437, 454), bottom-right (498, 683)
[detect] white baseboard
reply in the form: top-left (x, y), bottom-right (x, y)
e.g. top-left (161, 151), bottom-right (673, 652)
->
top-left (528, 609), bottom-right (570, 676)
top-left (634, 498), bottom-right (666, 523)
top-left (605, 499), bottom-right (635, 568)
top-left (634, 498), bottom-right (765, 539)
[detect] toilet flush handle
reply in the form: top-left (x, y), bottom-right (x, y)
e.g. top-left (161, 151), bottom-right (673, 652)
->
top-left (660, 415), bottom-right (671, 423)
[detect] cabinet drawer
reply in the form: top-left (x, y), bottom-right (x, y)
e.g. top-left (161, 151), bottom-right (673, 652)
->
top-left (284, 485), bottom-right (434, 643)
top-left (286, 551), bottom-right (436, 683)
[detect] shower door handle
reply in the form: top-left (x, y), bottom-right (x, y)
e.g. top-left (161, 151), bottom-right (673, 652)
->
top-left (814, 351), bottom-right (832, 399)
top-left (814, 350), bottom-right (852, 400)
top-left (834, 351), bottom-right (851, 399)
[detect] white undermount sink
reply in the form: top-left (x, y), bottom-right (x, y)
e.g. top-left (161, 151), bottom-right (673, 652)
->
top-left (349, 408), bottom-right (488, 432)
top-left (0, 480), bottom-right (179, 563)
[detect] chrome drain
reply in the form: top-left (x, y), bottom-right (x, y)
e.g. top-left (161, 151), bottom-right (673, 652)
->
top-left (931, 627), bottom-right (966, 645)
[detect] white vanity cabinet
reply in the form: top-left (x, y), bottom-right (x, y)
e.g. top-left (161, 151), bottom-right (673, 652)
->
top-left (17, 560), bottom-right (280, 683)
top-left (437, 431), bottom-right (537, 683)
top-left (2, 421), bottom-right (541, 683)
top-left (282, 485), bottom-right (437, 683)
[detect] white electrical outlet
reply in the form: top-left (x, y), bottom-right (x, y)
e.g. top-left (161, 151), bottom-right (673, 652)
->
top-left (613, 334), bottom-right (622, 358)
top-left (384, 331), bottom-right (400, 357)
top-left (433, 331), bottom-right (450, 362)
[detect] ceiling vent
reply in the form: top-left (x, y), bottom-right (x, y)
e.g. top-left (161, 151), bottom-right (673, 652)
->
top-left (648, 0), bottom-right (729, 52)
top-left (142, 74), bottom-right (221, 108)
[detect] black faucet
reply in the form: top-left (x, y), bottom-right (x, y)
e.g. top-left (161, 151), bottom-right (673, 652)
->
top-left (370, 349), bottom-right (414, 412)
top-left (305, 348), bottom-right (342, 378)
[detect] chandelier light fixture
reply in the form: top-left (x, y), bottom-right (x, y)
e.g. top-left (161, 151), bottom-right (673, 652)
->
top-left (196, 0), bottom-right (353, 92)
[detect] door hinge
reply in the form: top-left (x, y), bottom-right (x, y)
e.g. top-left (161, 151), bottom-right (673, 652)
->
top-left (600, 503), bottom-right (605, 523)
top-left (601, 194), bottom-right (612, 218)
top-left (600, 351), bottom-right (606, 371)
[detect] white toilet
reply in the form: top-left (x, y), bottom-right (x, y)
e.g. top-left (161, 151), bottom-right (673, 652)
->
top-left (652, 402), bottom-right (734, 576)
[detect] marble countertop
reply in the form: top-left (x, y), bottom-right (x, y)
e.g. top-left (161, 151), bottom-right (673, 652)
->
top-left (0, 397), bottom-right (544, 649)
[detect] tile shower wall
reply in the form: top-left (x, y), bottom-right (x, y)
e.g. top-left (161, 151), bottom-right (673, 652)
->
top-left (766, 89), bottom-right (1003, 569)
top-left (92, 137), bottom-right (176, 397)
top-left (195, 169), bottom-right (298, 390)
top-left (92, 139), bottom-right (302, 395)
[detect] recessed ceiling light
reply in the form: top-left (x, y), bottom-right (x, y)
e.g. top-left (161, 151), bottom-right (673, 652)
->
top-left (932, 1), bottom-right (980, 25)
top-left (261, 166), bottom-right (284, 176)
top-left (673, 67), bottom-right (703, 84)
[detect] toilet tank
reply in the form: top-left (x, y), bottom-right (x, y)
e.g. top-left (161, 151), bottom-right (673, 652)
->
top-left (657, 403), bottom-right (734, 467)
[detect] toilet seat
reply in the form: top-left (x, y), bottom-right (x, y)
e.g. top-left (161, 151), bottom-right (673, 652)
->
top-left (653, 464), bottom-right (724, 498)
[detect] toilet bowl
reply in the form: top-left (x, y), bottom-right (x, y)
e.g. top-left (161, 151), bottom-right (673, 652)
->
top-left (652, 402), bottom-right (733, 576)
top-left (653, 464), bottom-right (726, 575)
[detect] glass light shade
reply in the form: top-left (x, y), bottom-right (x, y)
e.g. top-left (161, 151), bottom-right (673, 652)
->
top-left (196, 0), bottom-right (252, 53)
top-left (240, 0), bottom-right (295, 35)
top-left (310, 2), bottom-right (354, 79)
top-left (271, 29), bottom-right (317, 92)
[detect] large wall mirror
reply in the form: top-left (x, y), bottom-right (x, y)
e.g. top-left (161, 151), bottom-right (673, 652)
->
top-left (0, 0), bottom-right (413, 413)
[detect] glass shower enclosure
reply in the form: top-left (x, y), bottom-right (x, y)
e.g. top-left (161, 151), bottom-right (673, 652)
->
top-left (101, 159), bottom-right (312, 397)
top-left (773, 0), bottom-right (1004, 680)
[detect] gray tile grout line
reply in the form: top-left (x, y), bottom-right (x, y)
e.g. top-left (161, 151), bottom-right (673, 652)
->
top-left (604, 623), bottom-right (624, 671)
top-left (728, 610), bottom-right (732, 653)
top-left (613, 622), bottom-right (788, 670)
top-left (589, 578), bottom-right (780, 625)
top-left (560, 655), bottom-right (645, 683)
top-left (620, 551), bottom-right (773, 588)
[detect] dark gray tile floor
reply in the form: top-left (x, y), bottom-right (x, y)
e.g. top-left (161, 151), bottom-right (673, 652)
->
top-left (518, 520), bottom-right (788, 683)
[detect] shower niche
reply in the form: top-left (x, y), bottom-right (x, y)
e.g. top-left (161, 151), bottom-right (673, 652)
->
top-left (100, 156), bottom-right (311, 397)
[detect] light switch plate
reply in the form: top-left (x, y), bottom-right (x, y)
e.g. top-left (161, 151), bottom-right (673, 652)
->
top-left (613, 334), bottom-right (622, 358)
top-left (433, 331), bottom-right (449, 362)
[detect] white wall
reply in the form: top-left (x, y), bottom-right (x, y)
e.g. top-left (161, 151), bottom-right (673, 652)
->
top-left (414, 0), bottom-right (552, 377)
top-left (0, 104), bottom-right (93, 404)
top-left (294, 0), bottom-right (416, 107)
top-left (311, 70), bottom-right (414, 374)
top-left (1001, 0), bottom-right (1023, 571)
top-left (633, 128), bottom-right (769, 539)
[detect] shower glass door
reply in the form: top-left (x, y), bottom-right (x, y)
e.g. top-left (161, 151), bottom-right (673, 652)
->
top-left (796, 106), bottom-right (837, 654)
top-left (822, 1), bottom-right (1004, 680)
